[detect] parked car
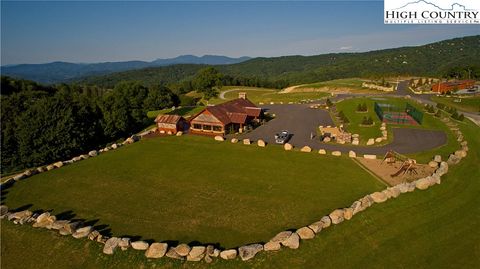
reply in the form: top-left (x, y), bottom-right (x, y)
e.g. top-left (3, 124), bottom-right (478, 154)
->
top-left (275, 130), bottom-right (291, 144)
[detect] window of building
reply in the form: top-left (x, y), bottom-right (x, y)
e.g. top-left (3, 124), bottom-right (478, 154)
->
top-left (203, 125), bottom-right (212, 130)
top-left (193, 124), bottom-right (202, 129)
top-left (213, 125), bottom-right (222, 132)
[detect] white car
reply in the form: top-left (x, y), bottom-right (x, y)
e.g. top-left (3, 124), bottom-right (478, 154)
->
top-left (275, 130), bottom-right (291, 144)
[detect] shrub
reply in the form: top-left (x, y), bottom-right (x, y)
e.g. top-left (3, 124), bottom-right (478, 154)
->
top-left (361, 116), bottom-right (373, 125)
top-left (434, 110), bottom-right (442, 118)
top-left (326, 98), bottom-right (333, 107)
top-left (436, 103), bottom-right (445, 110)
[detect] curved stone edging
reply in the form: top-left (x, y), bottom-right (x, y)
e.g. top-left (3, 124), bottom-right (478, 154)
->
top-left (0, 119), bottom-right (468, 263)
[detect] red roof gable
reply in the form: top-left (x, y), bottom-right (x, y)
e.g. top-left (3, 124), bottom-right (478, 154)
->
top-left (192, 98), bottom-right (261, 125)
top-left (154, 114), bottom-right (184, 124)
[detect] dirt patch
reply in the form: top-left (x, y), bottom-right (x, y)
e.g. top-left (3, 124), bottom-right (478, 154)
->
top-left (357, 158), bottom-right (435, 186)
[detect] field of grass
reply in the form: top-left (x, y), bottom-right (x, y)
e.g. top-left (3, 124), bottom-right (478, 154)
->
top-left (431, 96), bottom-right (480, 113)
top-left (2, 135), bottom-right (383, 249)
top-left (296, 78), bottom-right (365, 91)
top-left (209, 86), bottom-right (329, 105)
top-left (147, 106), bottom-right (205, 119)
top-left (2, 118), bottom-right (478, 269)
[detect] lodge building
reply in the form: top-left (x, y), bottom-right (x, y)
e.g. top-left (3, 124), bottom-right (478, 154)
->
top-left (189, 93), bottom-right (262, 135)
top-left (431, 80), bottom-right (476, 94)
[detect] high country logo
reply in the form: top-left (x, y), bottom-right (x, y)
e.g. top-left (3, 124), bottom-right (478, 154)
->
top-left (384, 0), bottom-right (479, 24)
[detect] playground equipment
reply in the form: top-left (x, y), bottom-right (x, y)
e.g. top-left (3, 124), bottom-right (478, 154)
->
top-left (382, 150), bottom-right (407, 164)
top-left (374, 102), bottom-right (423, 125)
top-left (382, 150), bottom-right (418, 177)
top-left (391, 159), bottom-right (418, 177)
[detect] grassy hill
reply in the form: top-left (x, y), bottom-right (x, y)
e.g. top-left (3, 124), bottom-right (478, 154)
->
top-left (2, 118), bottom-right (478, 268)
top-left (80, 35), bottom-right (480, 88)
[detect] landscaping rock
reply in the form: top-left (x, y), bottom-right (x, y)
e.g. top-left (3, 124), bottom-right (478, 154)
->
top-left (166, 247), bottom-right (185, 260)
top-left (352, 139), bottom-right (359, 145)
top-left (8, 210), bottom-right (32, 221)
top-left (318, 149), bottom-right (327, 155)
top-left (375, 137), bottom-right (383, 143)
top-left (12, 173), bottom-right (26, 181)
top-left (33, 212), bottom-right (56, 228)
top-left (389, 187), bottom-right (401, 198)
top-left (212, 248), bottom-right (220, 257)
top-left (46, 165), bottom-right (55, 171)
top-left (36, 167), bottom-right (46, 173)
top-left (220, 249), bottom-right (237, 260)
top-left (176, 131), bottom-right (183, 136)
top-left (415, 177), bottom-right (431, 190)
top-left (331, 151), bottom-right (341, 156)
top-left (363, 154), bottom-right (377, 160)
top-left (111, 143), bottom-right (118, 149)
top-left (271, 231), bottom-right (292, 243)
top-left (60, 221), bottom-right (81, 235)
top-left (307, 221), bottom-right (323, 233)
top-left (348, 151), bottom-right (356, 158)
top-left (88, 230), bottom-right (100, 241)
top-left (343, 208), bottom-right (353, 220)
top-left (428, 161), bottom-right (439, 168)
top-left (366, 138), bottom-right (375, 145)
top-left (125, 137), bottom-right (135, 144)
top-left (72, 226), bottom-right (92, 238)
top-left (320, 216), bottom-right (331, 228)
top-left (284, 143), bottom-right (293, 151)
top-left (257, 139), bottom-right (266, 147)
top-left (323, 137), bottom-right (331, 142)
top-left (119, 238), bottom-right (131, 251)
top-left (296, 227), bottom-right (315, 239)
top-left (243, 139), bottom-right (251, 145)
top-left (396, 183), bottom-right (409, 193)
top-left (447, 154), bottom-right (461, 165)
top-left (88, 150), bottom-right (98, 157)
top-left (131, 241), bottom-right (149, 250)
top-left (174, 243), bottom-right (191, 256)
top-left (370, 191), bottom-right (388, 203)
top-left (281, 233), bottom-right (300, 249)
top-left (103, 237), bottom-right (121, 255)
top-left (231, 138), bottom-right (238, 143)
top-left (263, 241), bottom-right (281, 251)
top-left (238, 244), bottom-right (263, 261)
top-left (435, 162), bottom-right (449, 176)
top-left (300, 146), bottom-right (312, 152)
top-left (454, 150), bottom-right (467, 158)
top-left (350, 201), bottom-right (363, 215)
top-left (329, 209), bottom-right (345, 224)
top-left (0, 205), bottom-right (8, 218)
top-left (186, 246), bottom-right (206, 261)
top-left (53, 161), bottom-right (64, 168)
top-left (145, 243), bottom-right (168, 259)
top-left (434, 155), bottom-right (442, 163)
top-left (214, 136), bottom-right (225, 141)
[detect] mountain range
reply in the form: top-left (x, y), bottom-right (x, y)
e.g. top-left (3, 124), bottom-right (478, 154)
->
top-left (0, 55), bottom-right (251, 84)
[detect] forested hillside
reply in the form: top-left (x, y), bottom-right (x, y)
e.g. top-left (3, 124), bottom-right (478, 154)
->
top-left (81, 35), bottom-right (480, 89)
top-left (0, 76), bottom-right (179, 174)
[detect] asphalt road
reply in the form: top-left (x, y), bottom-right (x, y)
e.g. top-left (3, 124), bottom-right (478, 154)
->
top-left (240, 104), bottom-right (447, 155)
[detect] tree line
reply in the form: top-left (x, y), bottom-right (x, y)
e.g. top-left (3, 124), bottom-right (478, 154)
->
top-left (0, 76), bottom-right (179, 174)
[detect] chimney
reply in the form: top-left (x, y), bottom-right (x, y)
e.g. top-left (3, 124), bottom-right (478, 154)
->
top-left (239, 92), bottom-right (247, 99)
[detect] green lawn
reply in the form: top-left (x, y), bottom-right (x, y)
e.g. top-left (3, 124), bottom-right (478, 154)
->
top-left (2, 135), bottom-right (383, 249)
top-left (296, 78), bottom-right (366, 90)
top-left (210, 87), bottom-right (329, 105)
top-left (431, 96), bottom-right (480, 113)
top-left (147, 106), bottom-right (205, 119)
top-left (2, 119), bottom-right (479, 269)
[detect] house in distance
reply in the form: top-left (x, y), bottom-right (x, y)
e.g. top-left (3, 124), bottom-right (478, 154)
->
top-left (154, 114), bottom-right (188, 135)
top-left (431, 79), bottom-right (476, 94)
top-left (189, 92), bottom-right (262, 135)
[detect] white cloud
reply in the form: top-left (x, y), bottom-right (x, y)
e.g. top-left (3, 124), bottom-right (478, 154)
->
top-left (339, 46), bottom-right (353, 50)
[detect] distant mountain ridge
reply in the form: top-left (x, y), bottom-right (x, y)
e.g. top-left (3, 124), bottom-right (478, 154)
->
top-left (1, 55), bottom-right (251, 84)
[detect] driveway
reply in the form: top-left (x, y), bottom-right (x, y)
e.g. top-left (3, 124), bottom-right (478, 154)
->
top-left (240, 104), bottom-right (447, 156)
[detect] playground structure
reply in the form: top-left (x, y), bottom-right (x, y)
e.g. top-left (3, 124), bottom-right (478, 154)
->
top-left (374, 102), bottom-right (423, 125)
top-left (382, 150), bottom-right (418, 177)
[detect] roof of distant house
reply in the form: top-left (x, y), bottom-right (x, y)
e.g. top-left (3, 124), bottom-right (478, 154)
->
top-left (154, 114), bottom-right (184, 124)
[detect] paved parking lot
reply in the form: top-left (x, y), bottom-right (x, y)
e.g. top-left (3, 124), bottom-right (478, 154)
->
top-left (240, 104), bottom-right (447, 155)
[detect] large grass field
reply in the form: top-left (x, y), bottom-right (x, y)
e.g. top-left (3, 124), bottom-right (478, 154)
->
top-left (210, 86), bottom-right (329, 105)
top-left (2, 118), bottom-right (478, 269)
top-left (431, 95), bottom-right (480, 113)
top-left (2, 135), bottom-right (383, 249)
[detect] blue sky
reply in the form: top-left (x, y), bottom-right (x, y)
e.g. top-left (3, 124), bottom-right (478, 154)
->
top-left (1, 0), bottom-right (479, 65)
